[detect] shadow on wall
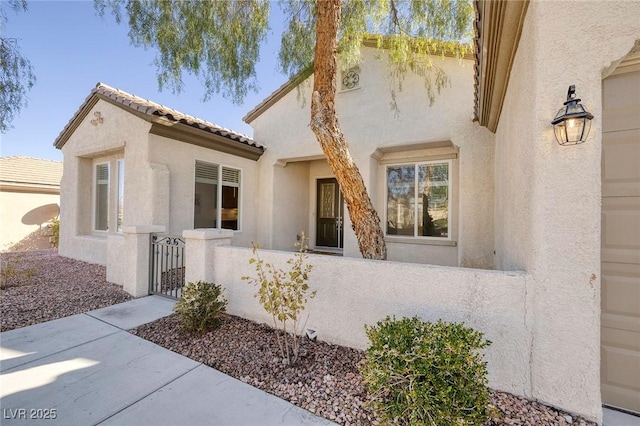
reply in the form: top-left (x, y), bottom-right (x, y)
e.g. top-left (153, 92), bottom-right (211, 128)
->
top-left (2, 204), bottom-right (60, 253)
top-left (7, 226), bottom-right (55, 252)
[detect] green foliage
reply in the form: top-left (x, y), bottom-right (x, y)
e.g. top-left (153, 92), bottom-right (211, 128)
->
top-left (173, 281), bottom-right (228, 333)
top-left (95, 0), bottom-right (270, 104)
top-left (1, 0), bottom-right (36, 133)
top-left (361, 316), bottom-right (491, 425)
top-left (279, 0), bottom-right (474, 108)
top-left (0, 253), bottom-right (37, 289)
top-left (95, 0), bottom-right (473, 107)
top-left (242, 233), bottom-right (316, 365)
top-left (49, 218), bottom-right (60, 248)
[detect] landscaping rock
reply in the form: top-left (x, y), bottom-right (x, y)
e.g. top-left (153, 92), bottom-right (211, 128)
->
top-left (132, 314), bottom-right (598, 426)
top-left (0, 249), bottom-right (132, 331)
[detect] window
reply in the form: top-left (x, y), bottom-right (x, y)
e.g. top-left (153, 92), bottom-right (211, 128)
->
top-left (94, 163), bottom-right (109, 231)
top-left (116, 160), bottom-right (124, 232)
top-left (92, 158), bottom-right (124, 234)
top-left (194, 161), bottom-right (241, 231)
top-left (386, 161), bottom-right (450, 238)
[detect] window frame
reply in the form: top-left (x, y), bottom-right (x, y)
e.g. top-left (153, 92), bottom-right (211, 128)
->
top-left (193, 160), bottom-right (243, 232)
top-left (384, 159), bottom-right (452, 241)
top-left (93, 161), bottom-right (110, 233)
top-left (116, 159), bottom-right (125, 233)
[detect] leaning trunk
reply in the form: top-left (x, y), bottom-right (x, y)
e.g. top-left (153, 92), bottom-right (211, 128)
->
top-left (310, 0), bottom-right (387, 260)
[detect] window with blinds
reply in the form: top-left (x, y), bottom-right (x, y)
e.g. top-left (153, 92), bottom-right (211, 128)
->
top-left (116, 160), bottom-right (124, 232)
top-left (194, 161), bottom-right (241, 230)
top-left (95, 163), bottom-right (109, 231)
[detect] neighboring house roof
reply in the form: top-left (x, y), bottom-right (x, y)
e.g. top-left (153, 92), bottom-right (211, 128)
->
top-left (0, 156), bottom-right (63, 193)
top-left (473, 0), bottom-right (529, 132)
top-left (54, 83), bottom-right (264, 160)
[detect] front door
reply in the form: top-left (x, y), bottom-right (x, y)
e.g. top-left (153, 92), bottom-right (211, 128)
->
top-left (316, 178), bottom-right (344, 249)
top-left (601, 66), bottom-right (640, 413)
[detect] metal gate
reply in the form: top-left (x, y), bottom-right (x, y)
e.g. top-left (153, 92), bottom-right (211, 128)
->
top-left (149, 234), bottom-right (185, 299)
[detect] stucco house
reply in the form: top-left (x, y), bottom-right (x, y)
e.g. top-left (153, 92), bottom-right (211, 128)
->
top-left (54, 0), bottom-right (640, 423)
top-left (54, 83), bottom-right (264, 282)
top-left (0, 156), bottom-right (63, 251)
top-left (471, 1), bottom-right (639, 419)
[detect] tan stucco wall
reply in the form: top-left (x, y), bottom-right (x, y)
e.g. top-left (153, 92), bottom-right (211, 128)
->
top-left (493, 0), bottom-right (640, 421)
top-left (0, 190), bottom-right (59, 251)
top-left (207, 245), bottom-right (531, 397)
top-left (59, 100), bottom-right (150, 265)
top-left (147, 133), bottom-right (259, 248)
top-left (251, 47), bottom-right (495, 268)
top-left (59, 98), bottom-right (261, 271)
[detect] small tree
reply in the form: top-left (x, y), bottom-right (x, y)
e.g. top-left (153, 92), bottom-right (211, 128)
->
top-left (1, 0), bottom-right (36, 132)
top-left (96, 0), bottom-right (474, 260)
top-left (242, 233), bottom-right (316, 365)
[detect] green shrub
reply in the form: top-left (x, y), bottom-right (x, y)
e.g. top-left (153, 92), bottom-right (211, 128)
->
top-left (0, 253), bottom-right (37, 289)
top-left (173, 281), bottom-right (228, 333)
top-left (242, 233), bottom-right (315, 365)
top-left (360, 316), bottom-right (491, 426)
top-left (49, 218), bottom-right (60, 248)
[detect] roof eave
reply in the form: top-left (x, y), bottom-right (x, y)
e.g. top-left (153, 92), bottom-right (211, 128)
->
top-left (54, 85), bottom-right (264, 159)
top-left (474, 0), bottom-right (529, 133)
top-left (243, 65), bottom-right (313, 125)
top-left (0, 182), bottom-right (60, 194)
top-left (53, 94), bottom-right (100, 150)
top-left (149, 119), bottom-right (265, 161)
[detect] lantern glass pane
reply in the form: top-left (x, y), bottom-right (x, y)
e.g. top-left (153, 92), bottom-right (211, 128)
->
top-left (565, 118), bottom-right (585, 143)
top-left (567, 103), bottom-right (584, 115)
top-left (554, 107), bottom-right (567, 121)
top-left (581, 118), bottom-right (592, 141)
top-left (554, 123), bottom-right (567, 144)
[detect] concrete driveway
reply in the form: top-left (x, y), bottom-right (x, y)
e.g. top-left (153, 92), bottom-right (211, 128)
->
top-left (0, 296), bottom-right (335, 426)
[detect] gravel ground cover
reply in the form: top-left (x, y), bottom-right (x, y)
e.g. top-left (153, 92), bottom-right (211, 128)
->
top-left (0, 249), bottom-right (132, 331)
top-left (0, 250), bottom-right (599, 425)
top-left (132, 314), bottom-right (597, 426)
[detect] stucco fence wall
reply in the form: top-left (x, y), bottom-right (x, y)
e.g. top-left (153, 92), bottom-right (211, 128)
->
top-left (181, 229), bottom-right (532, 400)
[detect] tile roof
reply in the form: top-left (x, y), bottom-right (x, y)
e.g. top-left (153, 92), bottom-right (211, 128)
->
top-left (54, 83), bottom-right (262, 150)
top-left (0, 156), bottom-right (63, 187)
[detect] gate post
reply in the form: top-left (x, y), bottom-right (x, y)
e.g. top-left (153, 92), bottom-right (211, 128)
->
top-left (122, 225), bottom-right (166, 297)
top-left (183, 229), bottom-right (233, 284)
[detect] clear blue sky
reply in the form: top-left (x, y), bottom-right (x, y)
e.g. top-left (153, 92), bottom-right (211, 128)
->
top-left (1, 1), bottom-right (288, 161)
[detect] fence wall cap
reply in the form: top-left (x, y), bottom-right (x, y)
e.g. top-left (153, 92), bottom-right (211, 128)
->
top-left (122, 225), bottom-right (167, 234)
top-left (183, 228), bottom-right (234, 240)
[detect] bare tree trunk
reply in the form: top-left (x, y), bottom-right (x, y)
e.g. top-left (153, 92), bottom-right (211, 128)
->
top-left (310, 0), bottom-right (387, 260)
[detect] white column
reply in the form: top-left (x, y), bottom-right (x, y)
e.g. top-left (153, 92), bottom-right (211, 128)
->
top-left (183, 229), bottom-right (233, 284)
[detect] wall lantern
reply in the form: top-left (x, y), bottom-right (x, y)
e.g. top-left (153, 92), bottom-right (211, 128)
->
top-left (551, 85), bottom-right (594, 146)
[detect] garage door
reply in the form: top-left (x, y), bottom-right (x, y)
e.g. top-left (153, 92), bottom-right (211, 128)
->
top-left (601, 60), bottom-right (640, 413)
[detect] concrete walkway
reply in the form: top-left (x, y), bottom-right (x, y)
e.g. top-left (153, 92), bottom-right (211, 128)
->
top-left (0, 296), bottom-right (335, 426)
top-left (603, 408), bottom-right (640, 426)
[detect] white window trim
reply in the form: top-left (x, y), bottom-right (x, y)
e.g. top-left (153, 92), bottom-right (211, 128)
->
top-left (116, 159), bottom-right (125, 234)
top-left (384, 159), bottom-right (452, 241)
top-left (93, 161), bottom-right (110, 233)
top-left (194, 160), bottom-right (243, 233)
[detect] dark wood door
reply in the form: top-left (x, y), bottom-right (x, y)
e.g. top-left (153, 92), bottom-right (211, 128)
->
top-left (316, 178), bottom-right (344, 248)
